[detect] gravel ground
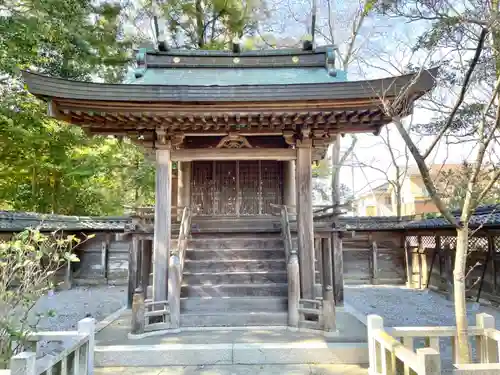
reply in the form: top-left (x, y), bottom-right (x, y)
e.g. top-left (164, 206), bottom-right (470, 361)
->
top-left (29, 285), bottom-right (127, 331)
top-left (345, 285), bottom-right (500, 369)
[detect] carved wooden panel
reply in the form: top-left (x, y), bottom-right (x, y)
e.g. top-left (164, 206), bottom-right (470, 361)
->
top-left (261, 160), bottom-right (283, 215)
top-left (191, 161), bottom-right (283, 216)
top-left (191, 161), bottom-right (214, 215)
top-left (214, 161), bottom-right (237, 216)
top-left (239, 161), bottom-right (260, 215)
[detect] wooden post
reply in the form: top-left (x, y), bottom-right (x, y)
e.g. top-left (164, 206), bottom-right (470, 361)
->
top-left (321, 236), bottom-right (335, 331)
top-left (296, 144), bottom-right (315, 299)
top-left (283, 160), bottom-right (296, 213)
top-left (101, 233), bottom-right (110, 281)
top-left (78, 317), bottom-right (96, 375)
top-left (131, 288), bottom-right (145, 335)
top-left (141, 239), bottom-right (152, 295)
top-left (417, 348), bottom-right (441, 375)
top-left (10, 352), bottom-right (36, 375)
top-left (444, 243), bottom-right (454, 301)
top-left (404, 236), bottom-right (412, 288)
top-left (332, 231), bottom-right (344, 305)
top-left (128, 235), bottom-right (139, 308)
top-left (153, 147), bottom-right (172, 303)
top-left (476, 313), bottom-right (498, 363)
top-left (417, 236), bottom-right (423, 289)
top-left (63, 260), bottom-right (72, 290)
top-left (492, 236), bottom-right (498, 294)
top-left (372, 239), bottom-right (379, 285)
top-left (287, 252), bottom-right (300, 327)
top-left (168, 255), bottom-right (181, 329)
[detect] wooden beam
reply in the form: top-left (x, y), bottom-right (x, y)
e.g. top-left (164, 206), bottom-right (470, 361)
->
top-left (171, 148), bottom-right (296, 161)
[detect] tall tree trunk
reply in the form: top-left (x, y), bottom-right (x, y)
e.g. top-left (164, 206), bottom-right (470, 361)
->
top-left (395, 186), bottom-right (402, 219)
top-left (454, 226), bottom-right (471, 363)
top-left (195, 0), bottom-right (204, 48)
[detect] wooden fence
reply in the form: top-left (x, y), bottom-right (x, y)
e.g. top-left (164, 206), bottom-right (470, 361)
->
top-left (1, 318), bottom-right (95, 375)
top-left (405, 233), bottom-right (500, 303)
top-left (368, 314), bottom-right (500, 375)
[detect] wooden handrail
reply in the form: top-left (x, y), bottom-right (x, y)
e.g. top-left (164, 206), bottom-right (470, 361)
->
top-left (168, 206), bottom-right (193, 329)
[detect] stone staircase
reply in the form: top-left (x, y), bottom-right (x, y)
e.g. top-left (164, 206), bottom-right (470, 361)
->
top-left (180, 221), bottom-right (288, 327)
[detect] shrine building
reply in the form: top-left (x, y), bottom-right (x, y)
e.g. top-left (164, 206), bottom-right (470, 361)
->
top-left (22, 44), bottom-right (436, 334)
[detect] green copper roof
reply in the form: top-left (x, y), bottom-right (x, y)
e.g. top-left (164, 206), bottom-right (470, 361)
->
top-left (123, 67), bottom-right (348, 86)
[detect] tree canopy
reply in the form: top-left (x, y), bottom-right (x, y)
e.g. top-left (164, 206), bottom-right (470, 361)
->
top-left (0, 0), bottom-right (269, 215)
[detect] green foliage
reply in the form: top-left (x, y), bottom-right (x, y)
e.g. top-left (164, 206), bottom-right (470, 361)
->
top-left (0, 0), bottom-right (132, 80)
top-left (161, 0), bottom-right (267, 49)
top-left (0, 229), bottom-right (81, 368)
top-left (0, 0), bottom-right (157, 215)
top-left (435, 163), bottom-right (500, 211)
top-left (0, 92), bottom-right (155, 215)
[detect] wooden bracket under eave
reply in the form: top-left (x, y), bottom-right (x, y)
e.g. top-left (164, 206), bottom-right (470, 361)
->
top-left (48, 100), bottom-right (72, 122)
top-left (372, 125), bottom-right (382, 136)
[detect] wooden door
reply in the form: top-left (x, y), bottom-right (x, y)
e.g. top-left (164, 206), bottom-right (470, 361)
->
top-left (214, 161), bottom-right (237, 216)
top-left (191, 160), bottom-right (282, 216)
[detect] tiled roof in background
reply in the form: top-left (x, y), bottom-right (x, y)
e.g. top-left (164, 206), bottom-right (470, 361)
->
top-left (0, 211), bottom-right (127, 232)
top-left (1, 203), bottom-right (500, 233)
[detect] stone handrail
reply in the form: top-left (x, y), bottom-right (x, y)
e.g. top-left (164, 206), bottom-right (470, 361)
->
top-left (5, 318), bottom-right (95, 375)
top-left (368, 313), bottom-right (500, 375)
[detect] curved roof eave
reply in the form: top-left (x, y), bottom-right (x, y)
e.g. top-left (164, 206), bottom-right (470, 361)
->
top-left (21, 68), bottom-right (439, 103)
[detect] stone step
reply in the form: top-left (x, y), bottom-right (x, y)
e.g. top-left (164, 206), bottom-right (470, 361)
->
top-left (95, 341), bottom-right (368, 367)
top-left (185, 249), bottom-right (285, 261)
top-left (188, 237), bottom-right (283, 250)
top-left (183, 271), bottom-right (288, 285)
top-left (180, 311), bottom-right (288, 327)
top-left (180, 296), bottom-right (288, 313)
top-left (183, 259), bottom-right (286, 273)
top-left (190, 219), bottom-right (280, 233)
top-left (180, 283), bottom-right (288, 297)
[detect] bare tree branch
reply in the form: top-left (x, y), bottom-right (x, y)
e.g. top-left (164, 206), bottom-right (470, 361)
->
top-left (422, 28), bottom-right (489, 160)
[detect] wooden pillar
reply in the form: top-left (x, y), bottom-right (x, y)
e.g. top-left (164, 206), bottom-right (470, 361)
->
top-left (296, 143), bottom-right (315, 299)
top-left (283, 160), bottom-right (296, 212)
top-left (128, 235), bottom-right (139, 308)
top-left (153, 147), bottom-right (172, 303)
top-left (178, 161), bottom-right (192, 212)
top-left (332, 231), bottom-right (344, 304)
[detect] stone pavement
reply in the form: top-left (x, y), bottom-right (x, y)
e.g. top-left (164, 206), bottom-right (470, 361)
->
top-left (95, 364), bottom-right (369, 374)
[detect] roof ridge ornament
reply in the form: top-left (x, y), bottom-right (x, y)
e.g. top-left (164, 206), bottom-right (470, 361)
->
top-left (134, 48), bottom-right (148, 79)
top-left (325, 46), bottom-right (337, 77)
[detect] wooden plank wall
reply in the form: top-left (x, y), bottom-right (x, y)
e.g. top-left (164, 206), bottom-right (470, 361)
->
top-left (74, 232), bottom-right (129, 285)
top-left (343, 231), bottom-right (406, 285)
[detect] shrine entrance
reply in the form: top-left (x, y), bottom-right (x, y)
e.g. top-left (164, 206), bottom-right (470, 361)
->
top-left (191, 160), bottom-right (283, 216)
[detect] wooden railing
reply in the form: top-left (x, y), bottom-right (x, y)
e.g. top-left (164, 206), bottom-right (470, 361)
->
top-left (3, 318), bottom-right (95, 375)
top-left (272, 204), bottom-right (300, 328)
top-left (368, 313), bottom-right (500, 375)
top-left (168, 206), bottom-right (193, 328)
top-left (131, 206), bottom-right (194, 334)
